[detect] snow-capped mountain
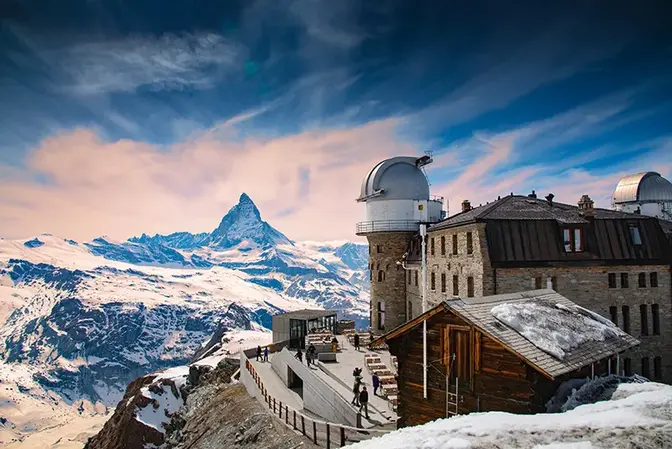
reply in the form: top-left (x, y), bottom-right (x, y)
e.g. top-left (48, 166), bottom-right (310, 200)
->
top-left (0, 193), bottom-right (369, 444)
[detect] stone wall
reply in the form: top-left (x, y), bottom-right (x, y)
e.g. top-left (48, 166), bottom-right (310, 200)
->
top-left (495, 265), bottom-right (672, 384)
top-left (424, 223), bottom-right (492, 305)
top-left (366, 231), bottom-right (414, 331)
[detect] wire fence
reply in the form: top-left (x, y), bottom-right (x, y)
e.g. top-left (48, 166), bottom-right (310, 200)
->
top-left (243, 355), bottom-right (392, 448)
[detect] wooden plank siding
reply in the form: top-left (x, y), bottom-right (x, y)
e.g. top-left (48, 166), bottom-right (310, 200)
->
top-left (388, 309), bottom-right (571, 427)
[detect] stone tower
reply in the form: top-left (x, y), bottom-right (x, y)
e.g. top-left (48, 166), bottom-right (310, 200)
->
top-left (356, 156), bottom-right (444, 332)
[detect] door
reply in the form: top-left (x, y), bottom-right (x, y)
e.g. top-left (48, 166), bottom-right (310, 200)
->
top-left (289, 319), bottom-right (307, 349)
top-left (442, 325), bottom-right (471, 388)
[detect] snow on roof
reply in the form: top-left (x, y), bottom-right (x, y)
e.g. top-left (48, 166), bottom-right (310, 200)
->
top-left (445, 290), bottom-right (639, 378)
top-left (490, 301), bottom-right (626, 360)
top-left (349, 381), bottom-right (672, 449)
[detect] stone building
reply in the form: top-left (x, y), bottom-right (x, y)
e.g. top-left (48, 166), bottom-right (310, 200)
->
top-left (404, 193), bottom-right (672, 383)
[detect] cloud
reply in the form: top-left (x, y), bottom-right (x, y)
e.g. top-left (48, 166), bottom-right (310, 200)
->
top-left (33, 31), bottom-right (244, 95)
top-left (0, 116), bottom-right (413, 242)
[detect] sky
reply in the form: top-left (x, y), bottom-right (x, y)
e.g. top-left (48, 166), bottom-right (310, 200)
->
top-left (1, 0), bottom-right (671, 242)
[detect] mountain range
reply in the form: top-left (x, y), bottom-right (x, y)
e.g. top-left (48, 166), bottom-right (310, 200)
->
top-left (0, 193), bottom-right (369, 445)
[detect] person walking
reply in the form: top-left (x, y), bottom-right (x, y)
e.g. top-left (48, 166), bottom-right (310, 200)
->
top-left (263, 346), bottom-right (269, 362)
top-left (359, 386), bottom-right (370, 419)
top-left (256, 346), bottom-right (262, 361)
top-left (372, 373), bottom-right (380, 396)
top-left (306, 348), bottom-right (313, 367)
top-left (354, 333), bottom-right (360, 351)
top-left (351, 376), bottom-right (361, 406)
top-left (295, 348), bottom-right (303, 363)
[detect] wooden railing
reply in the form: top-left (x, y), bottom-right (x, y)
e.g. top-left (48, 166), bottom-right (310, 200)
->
top-left (242, 354), bottom-right (391, 448)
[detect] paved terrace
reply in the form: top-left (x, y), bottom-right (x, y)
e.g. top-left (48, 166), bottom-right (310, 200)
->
top-left (247, 336), bottom-right (397, 431)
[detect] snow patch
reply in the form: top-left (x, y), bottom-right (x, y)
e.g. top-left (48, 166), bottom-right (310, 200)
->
top-left (491, 301), bottom-right (626, 359)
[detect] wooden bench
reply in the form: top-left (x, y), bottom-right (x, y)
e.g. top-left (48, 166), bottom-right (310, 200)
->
top-left (317, 352), bottom-right (337, 362)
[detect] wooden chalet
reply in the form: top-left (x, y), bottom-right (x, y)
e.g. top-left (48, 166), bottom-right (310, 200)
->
top-left (371, 289), bottom-right (640, 428)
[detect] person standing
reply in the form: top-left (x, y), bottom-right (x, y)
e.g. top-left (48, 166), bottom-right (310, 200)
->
top-left (372, 373), bottom-right (380, 396)
top-left (359, 386), bottom-right (370, 419)
top-left (354, 333), bottom-right (360, 351)
top-left (306, 348), bottom-right (313, 367)
top-left (295, 348), bottom-right (303, 363)
top-left (256, 346), bottom-right (262, 361)
top-left (263, 346), bottom-right (269, 362)
top-left (351, 376), bottom-right (361, 406)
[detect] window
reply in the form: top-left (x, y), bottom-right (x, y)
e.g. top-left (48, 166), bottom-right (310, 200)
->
top-left (630, 226), bottom-right (642, 245)
top-left (377, 271), bottom-right (385, 282)
top-left (640, 304), bottom-right (649, 336)
top-left (408, 270), bottom-right (411, 285)
top-left (376, 244), bottom-right (382, 253)
top-left (453, 275), bottom-right (459, 296)
top-left (622, 306), bottom-right (631, 333)
top-left (624, 358), bottom-right (632, 376)
top-left (621, 273), bottom-right (629, 288)
top-left (407, 301), bottom-right (413, 320)
top-left (609, 306), bottom-right (618, 326)
top-left (377, 302), bottom-right (385, 330)
top-left (452, 234), bottom-right (458, 255)
top-left (534, 277), bottom-right (542, 289)
top-left (650, 272), bottom-right (658, 288)
top-left (415, 271), bottom-right (418, 286)
top-left (369, 270), bottom-right (372, 281)
top-left (467, 276), bottom-right (474, 298)
top-left (652, 304), bottom-right (660, 336)
top-left (441, 273), bottom-right (447, 293)
top-left (608, 273), bottom-right (616, 288)
top-left (440, 236), bottom-right (446, 255)
top-left (641, 357), bottom-right (650, 379)
top-left (562, 228), bottom-right (584, 252)
top-left (654, 357), bottom-right (662, 381)
top-left (430, 272), bottom-right (436, 291)
top-left (431, 237), bottom-right (435, 256)
top-left (638, 273), bottom-right (646, 288)
top-left (551, 276), bottom-right (557, 290)
top-left (466, 232), bottom-right (473, 254)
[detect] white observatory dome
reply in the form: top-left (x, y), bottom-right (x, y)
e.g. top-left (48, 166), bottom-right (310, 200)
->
top-left (356, 155), bottom-right (444, 234)
top-left (612, 171), bottom-right (672, 220)
top-left (359, 156), bottom-right (430, 202)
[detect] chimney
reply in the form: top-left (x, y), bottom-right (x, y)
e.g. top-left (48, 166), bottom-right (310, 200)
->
top-left (635, 206), bottom-right (641, 215)
top-left (545, 193), bottom-right (555, 207)
top-left (461, 200), bottom-right (471, 212)
top-left (528, 190), bottom-right (537, 199)
top-left (577, 194), bottom-right (595, 217)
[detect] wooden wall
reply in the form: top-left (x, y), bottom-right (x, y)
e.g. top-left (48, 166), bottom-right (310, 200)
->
top-left (388, 309), bottom-right (613, 427)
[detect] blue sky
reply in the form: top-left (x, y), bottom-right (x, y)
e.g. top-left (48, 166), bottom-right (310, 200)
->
top-left (0, 0), bottom-right (671, 241)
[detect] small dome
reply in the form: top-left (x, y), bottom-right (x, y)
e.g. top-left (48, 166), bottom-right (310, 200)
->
top-left (612, 172), bottom-right (672, 204)
top-left (358, 156), bottom-right (430, 202)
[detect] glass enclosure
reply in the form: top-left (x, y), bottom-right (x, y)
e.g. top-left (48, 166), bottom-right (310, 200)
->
top-left (289, 319), bottom-right (308, 349)
top-left (288, 313), bottom-right (337, 349)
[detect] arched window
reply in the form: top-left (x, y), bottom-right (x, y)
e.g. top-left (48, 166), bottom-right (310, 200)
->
top-left (378, 270), bottom-right (385, 282)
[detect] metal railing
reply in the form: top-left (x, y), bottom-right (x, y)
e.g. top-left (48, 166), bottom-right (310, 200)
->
top-left (241, 352), bottom-right (391, 448)
top-left (355, 220), bottom-right (420, 234)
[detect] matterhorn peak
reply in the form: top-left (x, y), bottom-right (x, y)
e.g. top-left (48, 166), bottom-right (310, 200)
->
top-left (209, 193), bottom-right (291, 248)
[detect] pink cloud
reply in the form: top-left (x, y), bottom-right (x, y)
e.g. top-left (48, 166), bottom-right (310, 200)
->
top-left (0, 118), bottom-right (413, 242)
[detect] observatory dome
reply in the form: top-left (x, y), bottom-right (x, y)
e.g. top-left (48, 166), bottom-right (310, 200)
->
top-left (359, 156), bottom-right (430, 202)
top-left (612, 172), bottom-right (672, 204)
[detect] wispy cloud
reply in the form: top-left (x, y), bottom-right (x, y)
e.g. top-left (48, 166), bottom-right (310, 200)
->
top-left (14, 29), bottom-right (245, 95)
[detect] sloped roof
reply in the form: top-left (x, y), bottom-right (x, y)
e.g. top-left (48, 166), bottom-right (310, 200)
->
top-left (373, 289), bottom-right (639, 380)
top-left (430, 195), bottom-right (654, 231)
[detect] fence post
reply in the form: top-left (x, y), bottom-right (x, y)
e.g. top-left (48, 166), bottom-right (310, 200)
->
top-left (293, 410), bottom-right (296, 430)
top-left (313, 421), bottom-right (317, 444)
top-left (273, 398), bottom-right (277, 414)
top-left (285, 405), bottom-right (289, 425)
top-left (356, 412), bottom-right (362, 429)
top-left (279, 402), bottom-right (283, 419)
top-left (326, 423), bottom-right (331, 449)
top-left (301, 416), bottom-right (305, 435)
top-left (340, 426), bottom-right (346, 446)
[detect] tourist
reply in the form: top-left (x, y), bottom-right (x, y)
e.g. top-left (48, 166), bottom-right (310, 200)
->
top-left (354, 333), bottom-right (360, 351)
top-left (295, 348), bottom-right (303, 363)
top-left (306, 349), bottom-right (313, 366)
top-left (372, 372), bottom-right (380, 396)
top-left (359, 386), bottom-right (370, 419)
top-left (331, 337), bottom-right (338, 353)
top-left (263, 346), bottom-right (269, 362)
top-left (351, 376), bottom-right (361, 406)
top-left (256, 346), bottom-right (262, 361)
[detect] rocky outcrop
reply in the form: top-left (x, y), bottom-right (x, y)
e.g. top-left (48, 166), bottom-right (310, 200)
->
top-left (86, 360), bottom-right (316, 449)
